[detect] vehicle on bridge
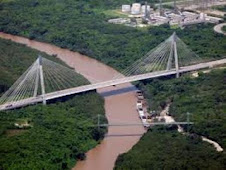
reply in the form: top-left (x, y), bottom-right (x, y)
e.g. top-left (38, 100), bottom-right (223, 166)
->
top-left (5, 104), bottom-right (13, 108)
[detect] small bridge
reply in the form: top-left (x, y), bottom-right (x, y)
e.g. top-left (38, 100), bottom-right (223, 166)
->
top-left (0, 33), bottom-right (225, 111)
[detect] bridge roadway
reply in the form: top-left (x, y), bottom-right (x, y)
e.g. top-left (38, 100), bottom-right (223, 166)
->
top-left (1, 58), bottom-right (226, 111)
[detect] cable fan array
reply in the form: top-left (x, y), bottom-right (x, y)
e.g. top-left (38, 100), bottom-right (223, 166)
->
top-left (42, 58), bottom-right (89, 92)
top-left (0, 57), bottom-right (89, 105)
top-left (176, 35), bottom-right (202, 67)
top-left (113, 33), bottom-right (202, 79)
top-left (0, 32), bottom-right (204, 106)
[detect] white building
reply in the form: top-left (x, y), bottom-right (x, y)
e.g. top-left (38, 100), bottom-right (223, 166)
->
top-left (122, 5), bottom-right (131, 13)
top-left (131, 3), bottom-right (141, 15)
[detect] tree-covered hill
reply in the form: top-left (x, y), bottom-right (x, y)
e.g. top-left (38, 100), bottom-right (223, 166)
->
top-left (0, 0), bottom-right (225, 71)
top-left (115, 69), bottom-right (226, 170)
top-left (0, 0), bottom-right (225, 169)
top-left (137, 69), bottom-right (226, 149)
top-left (0, 38), bottom-right (70, 94)
top-left (0, 38), bottom-right (106, 169)
top-left (0, 93), bottom-right (106, 169)
top-left (222, 26), bottom-right (226, 32)
top-left (115, 126), bottom-right (226, 170)
top-left (216, 5), bottom-right (226, 12)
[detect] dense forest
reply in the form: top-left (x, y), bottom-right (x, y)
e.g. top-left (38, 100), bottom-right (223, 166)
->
top-left (115, 69), bottom-right (226, 169)
top-left (0, 38), bottom-right (106, 169)
top-left (223, 26), bottom-right (226, 32)
top-left (0, 38), bottom-right (71, 94)
top-left (115, 126), bottom-right (226, 170)
top-left (216, 5), bottom-right (226, 12)
top-left (0, 0), bottom-right (226, 169)
top-left (0, 0), bottom-right (225, 71)
top-left (136, 69), bottom-right (226, 149)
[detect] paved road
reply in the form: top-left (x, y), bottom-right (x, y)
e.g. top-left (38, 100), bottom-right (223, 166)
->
top-left (214, 23), bottom-right (226, 35)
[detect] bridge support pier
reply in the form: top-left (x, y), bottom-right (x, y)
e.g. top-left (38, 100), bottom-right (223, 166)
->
top-left (39, 55), bottom-right (46, 105)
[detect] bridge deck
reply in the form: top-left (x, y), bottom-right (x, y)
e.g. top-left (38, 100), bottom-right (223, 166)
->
top-left (1, 58), bottom-right (226, 111)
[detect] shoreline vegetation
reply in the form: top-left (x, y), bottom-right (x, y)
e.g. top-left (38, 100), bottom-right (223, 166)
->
top-left (0, 0), bottom-right (226, 71)
top-left (115, 69), bottom-right (226, 169)
top-left (0, 0), bottom-right (225, 169)
top-left (0, 38), bottom-right (107, 169)
top-left (222, 25), bottom-right (226, 32)
top-left (115, 126), bottom-right (226, 170)
top-left (136, 69), bottom-right (226, 149)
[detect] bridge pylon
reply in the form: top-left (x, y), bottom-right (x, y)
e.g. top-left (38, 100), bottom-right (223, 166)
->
top-left (173, 32), bottom-right (180, 78)
top-left (166, 32), bottom-right (180, 78)
top-left (0, 33), bottom-right (216, 111)
top-left (38, 55), bottom-right (46, 105)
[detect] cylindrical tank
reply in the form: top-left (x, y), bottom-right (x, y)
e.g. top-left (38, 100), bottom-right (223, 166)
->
top-left (122, 5), bottom-right (131, 13)
top-left (141, 5), bottom-right (150, 14)
top-left (131, 3), bottom-right (141, 15)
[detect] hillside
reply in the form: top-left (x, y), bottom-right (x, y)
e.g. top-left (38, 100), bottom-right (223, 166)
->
top-left (137, 69), bottom-right (226, 149)
top-left (115, 126), bottom-right (226, 170)
top-left (0, 0), bottom-right (225, 169)
top-left (115, 69), bottom-right (226, 169)
top-left (0, 38), bottom-right (106, 169)
top-left (0, 0), bottom-right (225, 71)
top-left (0, 38), bottom-right (73, 94)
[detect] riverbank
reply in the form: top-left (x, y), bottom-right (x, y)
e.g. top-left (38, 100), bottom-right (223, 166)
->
top-left (0, 32), bottom-right (146, 170)
top-left (138, 68), bottom-right (226, 148)
top-left (0, 38), bottom-right (106, 169)
top-left (114, 68), bottom-right (226, 169)
top-left (114, 126), bottom-right (226, 170)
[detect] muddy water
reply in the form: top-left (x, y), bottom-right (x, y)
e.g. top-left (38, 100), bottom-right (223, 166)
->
top-left (0, 32), bottom-right (146, 170)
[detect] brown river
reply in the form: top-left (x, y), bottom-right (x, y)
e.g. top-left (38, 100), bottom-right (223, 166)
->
top-left (0, 32), bottom-right (146, 170)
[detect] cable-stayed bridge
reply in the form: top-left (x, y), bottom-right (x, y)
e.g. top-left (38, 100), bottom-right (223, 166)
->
top-left (0, 33), bottom-right (226, 111)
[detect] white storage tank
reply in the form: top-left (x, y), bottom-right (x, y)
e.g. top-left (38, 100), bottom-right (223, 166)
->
top-left (131, 3), bottom-right (141, 15)
top-left (141, 5), bottom-right (150, 14)
top-left (122, 5), bottom-right (131, 13)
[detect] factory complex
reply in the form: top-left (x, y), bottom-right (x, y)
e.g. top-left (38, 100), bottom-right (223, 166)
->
top-left (108, 1), bottom-right (224, 28)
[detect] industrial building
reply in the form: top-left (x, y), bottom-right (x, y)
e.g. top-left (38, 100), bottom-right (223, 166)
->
top-left (121, 2), bottom-right (153, 15)
top-left (108, 1), bottom-right (223, 28)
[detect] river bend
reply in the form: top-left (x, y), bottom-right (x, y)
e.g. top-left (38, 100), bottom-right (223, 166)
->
top-left (0, 32), bottom-right (146, 170)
